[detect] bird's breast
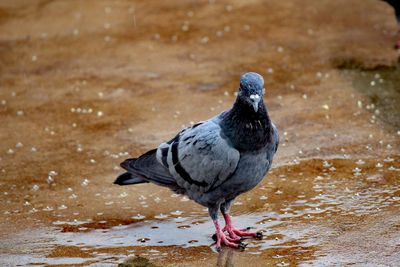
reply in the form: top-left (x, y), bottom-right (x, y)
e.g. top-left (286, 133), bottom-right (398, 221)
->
top-left (231, 151), bottom-right (271, 190)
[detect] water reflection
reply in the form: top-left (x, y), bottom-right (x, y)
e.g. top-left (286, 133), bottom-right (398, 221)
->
top-left (216, 248), bottom-right (235, 267)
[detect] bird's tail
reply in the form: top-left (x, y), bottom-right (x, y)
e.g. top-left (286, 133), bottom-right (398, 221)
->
top-left (115, 150), bottom-right (183, 194)
top-left (118, 149), bottom-right (177, 186)
top-left (113, 171), bottom-right (148, 186)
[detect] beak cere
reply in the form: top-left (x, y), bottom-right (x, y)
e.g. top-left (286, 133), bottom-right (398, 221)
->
top-left (249, 94), bottom-right (260, 112)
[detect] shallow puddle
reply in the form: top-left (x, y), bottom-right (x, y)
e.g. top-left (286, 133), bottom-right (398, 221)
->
top-left (1, 158), bottom-right (398, 266)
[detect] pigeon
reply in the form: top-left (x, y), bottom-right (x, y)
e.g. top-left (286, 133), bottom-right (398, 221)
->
top-left (382, 0), bottom-right (400, 49)
top-left (114, 72), bottom-right (279, 250)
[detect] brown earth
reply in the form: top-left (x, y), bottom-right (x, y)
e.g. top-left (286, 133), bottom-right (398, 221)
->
top-left (0, 0), bottom-right (399, 266)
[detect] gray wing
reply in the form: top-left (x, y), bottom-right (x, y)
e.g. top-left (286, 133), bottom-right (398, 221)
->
top-left (156, 119), bottom-right (240, 193)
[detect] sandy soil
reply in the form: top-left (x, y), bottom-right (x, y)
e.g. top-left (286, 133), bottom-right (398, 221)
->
top-left (0, 0), bottom-right (399, 266)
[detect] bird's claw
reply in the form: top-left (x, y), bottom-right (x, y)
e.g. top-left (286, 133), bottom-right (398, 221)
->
top-left (212, 233), bottom-right (217, 241)
top-left (255, 231), bottom-right (263, 240)
top-left (238, 242), bottom-right (248, 251)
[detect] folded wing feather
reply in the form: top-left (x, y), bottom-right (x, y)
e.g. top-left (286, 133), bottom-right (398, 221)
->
top-left (156, 119), bottom-right (240, 193)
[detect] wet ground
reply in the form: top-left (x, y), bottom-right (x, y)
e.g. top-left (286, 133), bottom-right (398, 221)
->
top-left (0, 0), bottom-right (400, 266)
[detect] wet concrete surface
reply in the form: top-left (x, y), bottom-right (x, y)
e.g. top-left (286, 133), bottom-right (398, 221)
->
top-left (0, 0), bottom-right (400, 266)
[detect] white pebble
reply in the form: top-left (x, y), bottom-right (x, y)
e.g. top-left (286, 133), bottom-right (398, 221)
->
top-left (81, 179), bottom-right (90, 187)
top-left (119, 192), bottom-right (128, 198)
top-left (356, 159), bottom-right (365, 165)
top-left (384, 157), bottom-right (394, 162)
top-left (132, 214), bottom-right (146, 220)
top-left (181, 23), bottom-right (189, 32)
top-left (48, 170), bottom-right (58, 176)
top-left (32, 185), bottom-right (40, 191)
top-left (46, 176), bottom-right (54, 184)
top-left (154, 213), bottom-right (168, 219)
top-left (323, 161), bottom-right (331, 168)
top-left (171, 210), bottom-right (183, 215)
top-left (43, 206), bottom-right (53, 211)
top-left (76, 145), bottom-right (83, 152)
top-left (29, 208), bottom-right (38, 213)
top-left (200, 36), bottom-right (209, 44)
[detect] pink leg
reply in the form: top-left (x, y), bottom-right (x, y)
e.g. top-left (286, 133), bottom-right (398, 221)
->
top-left (213, 220), bottom-right (246, 251)
top-left (222, 213), bottom-right (263, 240)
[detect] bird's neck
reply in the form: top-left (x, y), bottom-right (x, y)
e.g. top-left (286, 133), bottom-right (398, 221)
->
top-left (220, 99), bottom-right (273, 152)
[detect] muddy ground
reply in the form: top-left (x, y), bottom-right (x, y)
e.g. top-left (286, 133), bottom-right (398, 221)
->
top-left (0, 0), bottom-right (399, 266)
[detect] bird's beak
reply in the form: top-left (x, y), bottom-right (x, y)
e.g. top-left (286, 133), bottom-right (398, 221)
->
top-left (250, 94), bottom-right (260, 112)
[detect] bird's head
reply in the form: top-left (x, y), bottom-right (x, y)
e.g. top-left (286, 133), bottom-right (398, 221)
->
top-left (237, 72), bottom-right (265, 112)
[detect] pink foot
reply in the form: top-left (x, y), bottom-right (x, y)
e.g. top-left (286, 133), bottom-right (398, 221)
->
top-left (213, 220), bottom-right (247, 251)
top-left (222, 213), bottom-right (263, 240)
top-left (224, 225), bottom-right (263, 239)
